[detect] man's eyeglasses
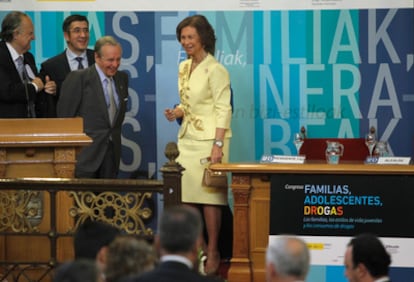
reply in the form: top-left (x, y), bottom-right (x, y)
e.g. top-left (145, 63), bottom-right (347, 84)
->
top-left (70, 28), bottom-right (89, 34)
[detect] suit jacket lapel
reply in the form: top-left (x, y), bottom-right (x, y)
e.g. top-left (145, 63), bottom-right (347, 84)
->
top-left (0, 41), bottom-right (17, 76)
top-left (23, 54), bottom-right (37, 79)
top-left (113, 74), bottom-right (125, 100)
top-left (112, 74), bottom-right (124, 122)
top-left (86, 49), bottom-right (95, 67)
top-left (60, 51), bottom-right (71, 74)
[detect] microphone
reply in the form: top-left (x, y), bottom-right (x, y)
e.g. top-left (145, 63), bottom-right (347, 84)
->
top-left (22, 63), bottom-right (35, 118)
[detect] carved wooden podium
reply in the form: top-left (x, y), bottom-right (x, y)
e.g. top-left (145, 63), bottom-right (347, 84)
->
top-left (0, 118), bottom-right (91, 178)
top-left (0, 118), bottom-right (91, 278)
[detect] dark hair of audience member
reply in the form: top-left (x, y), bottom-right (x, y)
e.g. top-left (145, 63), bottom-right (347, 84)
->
top-left (53, 259), bottom-right (102, 282)
top-left (74, 219), bottom-right (121, 260)
top-left (158, 205), bottom-right (203, 254)
top-left (348, 233), bottom-right (391, 277)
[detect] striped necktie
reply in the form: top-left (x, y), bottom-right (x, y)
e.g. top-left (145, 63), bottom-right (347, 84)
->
top-left (17, 56), bottom-right (35, 117)
top-left (106, 78), bottom-right (116, 125)
top-left (16, 56), bottom-right (25, 81)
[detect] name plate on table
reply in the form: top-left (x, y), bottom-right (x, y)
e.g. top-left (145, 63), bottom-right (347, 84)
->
top-left (377, 157), bottom-right (411, 165)
top-left (261, 155), bottom-right (306, 164)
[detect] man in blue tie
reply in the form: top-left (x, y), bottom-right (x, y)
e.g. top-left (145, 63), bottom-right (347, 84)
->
top-left (57, 36), bottom-right (128, 179)
top-left (39, 14), bottom-right (95, 117)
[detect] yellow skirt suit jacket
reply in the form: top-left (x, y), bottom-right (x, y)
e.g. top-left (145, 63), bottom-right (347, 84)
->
top-left (176, 53), bottom-right (232, 205)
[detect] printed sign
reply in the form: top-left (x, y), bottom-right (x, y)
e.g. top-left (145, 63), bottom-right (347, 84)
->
top-left (270, 173), bottom-right (414, 237)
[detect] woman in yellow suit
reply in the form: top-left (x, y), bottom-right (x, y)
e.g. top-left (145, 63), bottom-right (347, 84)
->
top-left (164, 14), bottom-right (232, 275)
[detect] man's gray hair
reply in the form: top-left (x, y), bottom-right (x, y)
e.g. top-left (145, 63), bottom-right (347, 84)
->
top-left (266, 236), bottom-right (310, 279)
top-left (0, 11), bottom-right (28, 42)
top-left (94, 35), bottom-right (120, 57)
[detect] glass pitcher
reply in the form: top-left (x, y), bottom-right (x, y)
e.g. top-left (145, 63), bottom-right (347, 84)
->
top-left (325, 141), bottom-right (344, 164)
top-left (373, 141), bottom-right (389, 157)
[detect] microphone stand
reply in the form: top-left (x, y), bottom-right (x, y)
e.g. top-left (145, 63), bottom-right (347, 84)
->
top-left (22, 65), bottom-right (35, 118)
top-left (20, 64), bottom-right (43, 227)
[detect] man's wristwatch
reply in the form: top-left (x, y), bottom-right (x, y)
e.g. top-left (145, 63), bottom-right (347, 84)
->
top-left (213, 140), bottom-right (224, 148)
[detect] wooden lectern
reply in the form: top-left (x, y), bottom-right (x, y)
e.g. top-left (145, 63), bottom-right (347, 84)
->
top-left (0, 118), bottom-right (91, 178)
top-left (0, 118), bottom-right (91, 275)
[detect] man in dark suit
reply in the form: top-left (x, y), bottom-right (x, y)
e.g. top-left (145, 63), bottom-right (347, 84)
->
top-left (57, 36), bottom-right (128, 178)
top-left (344, 233), bottom-right (392, 282)
top-left (39, 14), bottom-right (94, 117)
top-left (124, 205), bottom-right (224, 282)
top-left (0, 11), bottom-right (56, 118)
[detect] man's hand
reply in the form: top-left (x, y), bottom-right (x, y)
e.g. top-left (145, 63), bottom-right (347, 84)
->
top-left (44, 75), bottom-right (56, 95)
top-left (32, 77), bottom-right (44, 92)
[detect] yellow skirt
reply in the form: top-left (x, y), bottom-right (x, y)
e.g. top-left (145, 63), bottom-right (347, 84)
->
top-left (177, 137), bottom-right (229, 205)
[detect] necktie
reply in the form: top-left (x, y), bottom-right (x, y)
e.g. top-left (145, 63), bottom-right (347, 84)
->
top-left (106, 78), bottom-right (116, 125)
top-left (16, 56), bottom-right (25, 81)
top-left (75, 57), bottom-right (84, 70)
top-left (16, 56), bottom-right (35, 117)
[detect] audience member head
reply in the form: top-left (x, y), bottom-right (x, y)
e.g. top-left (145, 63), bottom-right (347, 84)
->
top-left (62, 14), bottom-right (90, 55)
top-left (157, 205), bottom-right (203, 261)
top-left (74, 219), bottom-right (121, 272)
top-left (0, 11), bottom-right (34, 54)
top-left (105, 235), bottom-right (157, 282)
top-left (53, 259), bottom-right (103, 282)
top-left (344, 233), bottom-right (391, 282)
top-left (265, 235), bottom-right (310, 282)
top-left (176, 14), bottom-right (216, 55)
top-left (94, 35), bottom-right (122, 78)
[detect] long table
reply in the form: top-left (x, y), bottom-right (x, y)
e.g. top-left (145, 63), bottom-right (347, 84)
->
top-left (210, 162), bottom-right (414, 282)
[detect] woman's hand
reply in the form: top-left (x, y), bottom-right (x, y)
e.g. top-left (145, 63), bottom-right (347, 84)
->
top-left (210, 145), bottom-right (223, 163)
top-left (164, 107), bottom-right (184, 122)
top-left (164, 108), bottom-right (176, 121)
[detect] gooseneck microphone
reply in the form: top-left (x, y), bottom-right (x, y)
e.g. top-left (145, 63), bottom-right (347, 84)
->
top-left (21, 63), bottom-right (35, 118)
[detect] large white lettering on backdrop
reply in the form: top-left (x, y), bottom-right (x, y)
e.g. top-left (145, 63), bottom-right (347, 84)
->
top-left (261, 9), bottom-right (411, 156)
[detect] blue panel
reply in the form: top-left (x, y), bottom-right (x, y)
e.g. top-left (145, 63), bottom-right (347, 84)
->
top-left (359, 9), bottom-right (414, 156)
top-left (307, 265), bottom-right (327, 282)
top-left (326, 266), bottom-right (347, 282)
top-left (105, 12), bottom-right (157, 178)
top-left (389, 267), bottom-right (414, 281)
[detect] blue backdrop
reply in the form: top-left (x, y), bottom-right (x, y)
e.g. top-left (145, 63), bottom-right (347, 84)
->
top-left (0, 8), bottom-right (413, 281)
